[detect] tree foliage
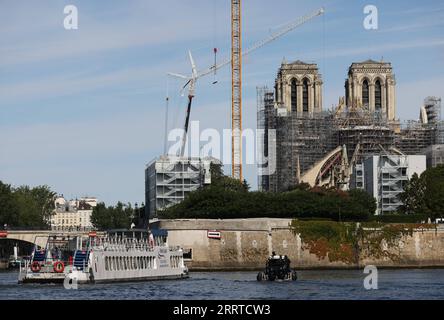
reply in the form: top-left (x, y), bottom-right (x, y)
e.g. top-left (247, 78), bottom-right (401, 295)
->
top-left (0, 181), bottom-right (56, 228)
top-left (160, 166), bottom-right (376, 221)
top-left (91, 202), bottom-right (135, 230)
top-left (399, 165), bottom-right (444, 219)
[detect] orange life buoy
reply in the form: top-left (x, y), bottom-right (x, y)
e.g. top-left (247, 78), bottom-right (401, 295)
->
top-left (31, 261), bottom-right (41, 273)
top-left (53, 261), bottom-right (65, 273)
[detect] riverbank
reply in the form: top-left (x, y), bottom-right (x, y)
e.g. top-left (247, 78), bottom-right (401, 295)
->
top-left (151, 218), bottom-right (444, 270)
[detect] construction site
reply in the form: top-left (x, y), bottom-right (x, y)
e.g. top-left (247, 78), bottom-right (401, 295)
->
top-left (146, 4), bottom-right (326, 217)
top-left (257, 61), bottom-right (442, 214)
top-left (144, 1), bottom-right (442, 217)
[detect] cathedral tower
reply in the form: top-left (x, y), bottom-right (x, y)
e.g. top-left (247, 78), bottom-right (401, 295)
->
top-left (345, 60), bottom-right (396, 120)
top-left (275, 60), bottom-right (323, 114)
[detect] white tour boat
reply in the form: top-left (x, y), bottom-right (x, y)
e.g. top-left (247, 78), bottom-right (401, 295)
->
top-left (65, 229), bottom-right (189, 284)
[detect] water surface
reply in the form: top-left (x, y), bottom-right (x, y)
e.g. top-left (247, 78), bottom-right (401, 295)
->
top-left (1, 269), bottom-right (443, 300)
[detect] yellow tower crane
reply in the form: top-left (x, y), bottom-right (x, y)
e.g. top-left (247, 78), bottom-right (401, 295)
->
top-left (231, 0), bottom-right (242, 180)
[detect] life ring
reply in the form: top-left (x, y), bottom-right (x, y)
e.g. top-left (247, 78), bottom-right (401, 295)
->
top-left (31, 261), bottom-right (41, 273)
top-left (53, 261), bottom-right (65, 273)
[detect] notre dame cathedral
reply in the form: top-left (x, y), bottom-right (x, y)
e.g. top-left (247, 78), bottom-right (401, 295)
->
top-left (345, 59), bottom-right (397, 121)
top-left (272, 58), bottom-right (396, 120)
top-left (258, 58), bottom-right (439, 192)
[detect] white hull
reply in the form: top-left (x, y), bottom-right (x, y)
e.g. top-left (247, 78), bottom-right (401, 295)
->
top-left (66, 245), bottom-right (188, 284)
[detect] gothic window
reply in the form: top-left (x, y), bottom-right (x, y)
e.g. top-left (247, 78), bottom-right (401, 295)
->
top-left (375, 80), bottom-right (382, 111)
top-left (302, 79), bottom-right (309, 112)
top-left (291, 79), bottom-right (297, 112)
top-left (362, 80), bottom-right (369, 107)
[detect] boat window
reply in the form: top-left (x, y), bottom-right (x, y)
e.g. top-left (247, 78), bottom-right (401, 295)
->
top-left (183, 248), bottom-right (192, 260)
top-left (106, 257), bottom-right (109, 271)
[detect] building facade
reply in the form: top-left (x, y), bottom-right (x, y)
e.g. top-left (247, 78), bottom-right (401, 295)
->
top-left (361, 155), bottom-right (426, 215)
top-left (274, 59), bottom-right (323, 114)
top-left (345, 60), bottom-right (397, 121)
top-left (50, 196), bottom-right (97, 230)
top-left (258, 58), bottom-right (441, 212)
top-left (145, 156), bottom-right (221, 218)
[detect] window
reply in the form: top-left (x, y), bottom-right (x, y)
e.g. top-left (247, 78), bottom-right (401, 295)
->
top-left (183, 248), bottom-right (192, 260)
top-left (401, 168), bottom-right (407, 176)
top-left (302, 79), bottom-right (309, 112)
top-left (291, 79), bottom-right (297, 112)
top-left (375, 80), bottom-right (382, 111)
top-left (362, 80), bottom-right (369, 107)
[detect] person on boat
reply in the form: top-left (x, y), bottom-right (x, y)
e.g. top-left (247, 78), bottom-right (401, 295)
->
top-left (271, 251), bottom-right (280, 259)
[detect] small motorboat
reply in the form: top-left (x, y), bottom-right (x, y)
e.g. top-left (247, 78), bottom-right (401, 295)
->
top-left (257, 253), bottom-right (297, 281)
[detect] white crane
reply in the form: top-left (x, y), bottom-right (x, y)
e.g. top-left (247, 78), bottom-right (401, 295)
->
top-left (168, 7), bottom-right (325, 157)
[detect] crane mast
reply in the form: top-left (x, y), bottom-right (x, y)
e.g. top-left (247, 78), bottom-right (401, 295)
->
top-left (168, 7), bottom-right (325, 174)
top-left (231, 0), bottom-right (242, 181)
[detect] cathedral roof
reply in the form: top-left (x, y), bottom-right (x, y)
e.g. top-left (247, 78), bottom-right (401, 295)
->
top-left (288, 59), bottom-right (312, 65)
top-left (351, 59), bottom-right (391, 66)
top-left (359, 59), bottom-right (382, 64)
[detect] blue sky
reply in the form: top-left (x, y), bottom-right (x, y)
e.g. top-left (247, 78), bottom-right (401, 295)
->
top-left (1, 0), bottom-right (443, 205)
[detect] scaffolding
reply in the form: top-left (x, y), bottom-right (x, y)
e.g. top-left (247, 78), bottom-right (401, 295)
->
top-left (395, 120), bottom-right (438, 155)
top-left (257, 84), bottom-right (442, 193)
top-left (335, 109), bottom-right (395, 161)
top-left (374, 155), bottom-right (410, 215)
top-left (424, 96), bottom-right (442, 123)
top-left (145, 156), bottom-right (220, 217)
top-left (257, 86), bottom-right (274, 191)
top-left (257, 86), bottom-right (404, 192)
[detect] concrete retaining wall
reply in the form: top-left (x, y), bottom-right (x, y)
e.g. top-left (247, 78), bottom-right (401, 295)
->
top-left (151, 218), bottom-right (444, 270)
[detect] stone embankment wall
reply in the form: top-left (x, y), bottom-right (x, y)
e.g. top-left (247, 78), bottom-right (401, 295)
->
top-left (151, 219), bottom-right (444, 270)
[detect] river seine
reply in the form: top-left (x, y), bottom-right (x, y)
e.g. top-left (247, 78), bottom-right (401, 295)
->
top-left (1, 269), bottom-right (443, 300)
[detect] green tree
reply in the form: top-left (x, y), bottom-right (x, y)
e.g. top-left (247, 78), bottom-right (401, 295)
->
top-left (91, 202), bottom-right (134, 230)
top-left (399, 173), bottom-right (426, 214)
top-left (0, 181), bottom-right (19, 227)
top-left (421, 165), bottom-right (444, 219)
top-left (398, 165), bottom-right (444, 219)
top-left (13, 185), bottom-right (56, 228)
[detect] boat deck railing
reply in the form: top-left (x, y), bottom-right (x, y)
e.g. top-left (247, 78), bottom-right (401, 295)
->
top-left (19, 258), bottom-right (76, 275)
